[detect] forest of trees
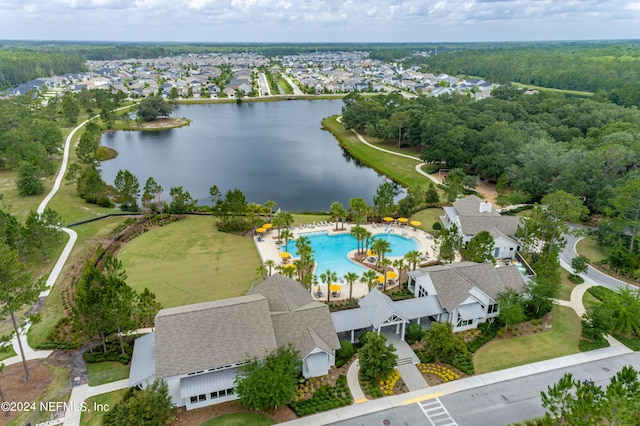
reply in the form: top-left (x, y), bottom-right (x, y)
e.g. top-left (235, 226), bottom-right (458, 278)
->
top-left (342, 89), bottom-right (640, 212)
top-left (0, 50), bottom-right (86, 90)
top-left (412, 41), bottom-right (640, 107)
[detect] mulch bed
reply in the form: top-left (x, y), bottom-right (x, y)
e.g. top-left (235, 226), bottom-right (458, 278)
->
top-left (0, 360), bottom-right (56, 426)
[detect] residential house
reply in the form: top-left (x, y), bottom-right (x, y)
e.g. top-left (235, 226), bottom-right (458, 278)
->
top-left (332, 261), bottom-right (527, 341)
top-left (407, 261), bottom-right (527, 331)
top-left (128, 275), bottom-right (339, 410)
top-left (442, 195), bottom-right (522, 259)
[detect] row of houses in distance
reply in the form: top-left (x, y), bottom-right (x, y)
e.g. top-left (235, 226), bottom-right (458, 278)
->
top-left (3, 50), bottom-right (497, 99)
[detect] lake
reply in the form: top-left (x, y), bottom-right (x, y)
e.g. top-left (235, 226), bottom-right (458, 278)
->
top-left (99, 100), bottom-right (404, 212)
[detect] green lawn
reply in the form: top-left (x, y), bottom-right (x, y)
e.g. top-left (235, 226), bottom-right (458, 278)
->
top-left (511, 82), bottom-right (593, 98)
top-left (575, 237), bottom-right (607, 263)
top-left (582, 289), bottom-right (602, 312)
top-left (473, 306), bottom-right (582, 374)
top-left (0, 345), bottom-right (16, 361)
top-left (410, 208), bottom-right (444, 232)
top-left (87, 361), bottom-right (131, 386)
top-left (200, 412), bottom-right (275, 426)
top-left (322, 116), bottom-right (428, 190)
top-left (293, 213), bottom-right (331, 224)
top-left (28, 216), bottom-right (129, 348)
top-left (557, 269), bottom-right (576, 301)
top-left (119, 216), bottom-right (262, 308)
top-left (80, 389), bottom-right (128, 426)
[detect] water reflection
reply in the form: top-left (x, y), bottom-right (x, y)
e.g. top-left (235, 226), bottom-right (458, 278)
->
top-left (99, 100), bottom-right (406, 212)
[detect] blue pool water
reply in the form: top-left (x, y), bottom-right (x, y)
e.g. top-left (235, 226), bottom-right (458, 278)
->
top-left (282, 232), bottom-right (420, 279)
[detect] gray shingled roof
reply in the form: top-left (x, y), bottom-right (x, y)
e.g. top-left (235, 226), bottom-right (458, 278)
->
top-left (459, 215), bottom-right (521, 237)
top-left (249, 274), bottom-right (340, 358)
top-left (450, 196), bottom-right (521, 237)
top-left (453, 195), bottom-right (500, 217)
top-left (420, 262), bottom-right (526, 311)
top-left (247, 274), bottom-right (312, 313)
top-left (154, 294), bottom-right (277, 378)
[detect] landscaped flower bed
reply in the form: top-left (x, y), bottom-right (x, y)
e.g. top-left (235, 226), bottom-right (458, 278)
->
top-left (418, 363), bottom-right (460, 385)
top-left (379, 369), bottom-right (401, 395)
top-left (289, 375), bottom-right (351, 417)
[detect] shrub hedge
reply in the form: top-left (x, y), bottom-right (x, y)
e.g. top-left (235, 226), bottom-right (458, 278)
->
top-left (289, 375), bottom-right (351, 417)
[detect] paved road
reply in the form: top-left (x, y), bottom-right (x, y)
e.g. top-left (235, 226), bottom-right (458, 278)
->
top-left (330, 353), bottom-right (640, 426)
top-left (560, 230), bottom-right (634, 291)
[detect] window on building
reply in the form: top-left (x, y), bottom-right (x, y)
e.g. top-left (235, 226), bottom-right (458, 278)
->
top-left (198, 394), bottom-right (206, 402)
top-left (417, 286), bottom-right (429, 298)
top-left (211, 391), bottom-right (218, 399)
top-left (488, 303), bottom-right (498, 314)
top-left (190, 396), bottom-right (198, 403)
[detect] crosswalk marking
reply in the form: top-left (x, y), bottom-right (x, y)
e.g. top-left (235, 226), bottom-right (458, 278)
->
top-left (418, 397), bottom-right (458, 426)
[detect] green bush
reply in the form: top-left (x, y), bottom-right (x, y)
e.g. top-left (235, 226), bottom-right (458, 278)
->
top-left (84, 351), bottom-right (131, 364)
top-left (578, 338), bottom-right (609, 352)
top-left (568, 274), bottom-right (584, 284)
top-left (34, 340), bottom-right (81, 350)
top-left (587, 286), bottom-right (617, 302)
top-left (466, 320), bottom-right (503, 353)
top-left (289, 375), bottom-right (351, 416)
top-left (422, 163), bottom-right (440, 174)
top-left (335, 340), bottom-right (355, 368)
top-left (405, 323), bottom-right (424, 344)
top-left (432, 221), bottom-right (442, 231)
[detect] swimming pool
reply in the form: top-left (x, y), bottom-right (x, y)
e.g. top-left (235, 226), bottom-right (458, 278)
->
top-left (282, 232), bottom-right (420, 278)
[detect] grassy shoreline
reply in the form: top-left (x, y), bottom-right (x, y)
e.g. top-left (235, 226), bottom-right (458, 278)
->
top-left (321, 115), bottom-right (426, 190)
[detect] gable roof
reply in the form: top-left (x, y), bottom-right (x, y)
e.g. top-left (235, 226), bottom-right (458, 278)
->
top-left (419, 262), bottom-right (526, 311)
top-left (450, 195), bottom-right (521, 237)
top-left (249, 274), bottom-right (340, 358)
top-left (247, 274), bottom-right (313, 312)
top-left (453, 195), bottom-right (500, 217)
top-left (154, 294), bottom-right (277, 378)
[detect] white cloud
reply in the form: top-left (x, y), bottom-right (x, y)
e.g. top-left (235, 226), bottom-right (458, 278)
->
top-left (0, 0), bottom-right (638, 42)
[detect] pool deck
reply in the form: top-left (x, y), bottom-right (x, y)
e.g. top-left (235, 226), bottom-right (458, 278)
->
top-left (253, 221), bottom-right (437, 302)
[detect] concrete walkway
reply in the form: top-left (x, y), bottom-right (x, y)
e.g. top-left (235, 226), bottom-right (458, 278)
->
top-left (64, 379), bottom-right (130, 425)
top-left (281, 343), bottom-right (634, 426)
top-left (346, 359), bottom-right (367, 404)
top-left (383, 331), bottom-right (429, 392)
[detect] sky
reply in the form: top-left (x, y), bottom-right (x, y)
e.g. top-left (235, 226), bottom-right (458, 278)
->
top-left (1, 0), bottom-right (639, 43)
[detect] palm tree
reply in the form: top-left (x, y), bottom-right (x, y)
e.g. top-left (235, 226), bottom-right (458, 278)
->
top-left (404, 250), bottom-right (422, 271)
top-left (330, 201), bottom-right (347, 231)
top-left (393, 258), bottom-right (406, 286)
top-left (295, 236), bottom-right (314, 280)
top-left (361, 270), bottom-right (378, 293)
top-left (256, 264), bottom-right (268, 280)
top-left (364, 231), bottom-right (374, 255)
top-left (320, 269), bottom-right (337, 304)
top-left (264, 200), bottom-right (276, 222)
top-left (264, 259), bottom-right (276, 276)
top-left (344, 272), bottom-right (359, 302)
top-left (371, 238), bottom-right (391, 265)
top-left (350, 226), bottom-right (367, 254)
top-left (280, 229), bottom-right (294, 252)
top-left (379, 258), bottom-right (392, 291)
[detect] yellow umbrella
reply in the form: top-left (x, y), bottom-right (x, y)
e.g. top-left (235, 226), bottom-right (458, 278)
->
top-left (366, 249), bottom-right (377, 257)
top-left (410, 220), bottom-right (422, 227)
top-left (387, 271), bottom-right (398, 279)
top-left (263, 223), bottom-right (273, 229)
top-left (284, 263), bottom-right (296, 269)
top-left (256, 227), bottom-right (266, 233)
top-left (383, 216), bottom-right (394, 222)
top-left (316, 285), bottom-right (321, 293)
top-left (377, 275), bottom-right (385, 283)
top-left (278, 252), bottom-right (291, 259)
top-left (397, 217), bottom-right (408, 223)
top-left (330, 284), bottom-right (341, 292)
